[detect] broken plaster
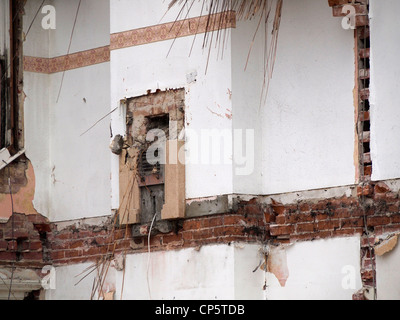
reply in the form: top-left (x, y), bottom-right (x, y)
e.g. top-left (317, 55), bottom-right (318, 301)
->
top-left (258, 244), bottom-right (290, 288)
top-left (374, 234), bottom-right (399, 257)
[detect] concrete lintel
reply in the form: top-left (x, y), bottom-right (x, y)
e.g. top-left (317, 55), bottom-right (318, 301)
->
top-left (186, 195), bottom-right (232, 218)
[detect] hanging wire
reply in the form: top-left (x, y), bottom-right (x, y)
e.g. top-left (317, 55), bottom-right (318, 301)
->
top-left (357, 1), bottom-right (377, 299)
top-left (55, 0), bottom-right (82, 103)
top-left (1, 0), bottom-right (46, 87)
top-left (2, 160), bottom-right (15, 300)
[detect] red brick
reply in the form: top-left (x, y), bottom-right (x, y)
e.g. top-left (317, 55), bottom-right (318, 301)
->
top-left (270, 224), bottom-right (294, 237)
top-left (296, 223), bottom-right (316, 233)
top-left (203, 217), bottom-right (223, 228)
top-left (328, 0), bottom-right (352, 7)
top-left (362, 257), bottom-right (375, 269)
top-left (223, 215), bottom-right (241, 226)
top-left (388, 203), bottom-right (400, 213)
top-left (299, 203), bottom-right (310, 212)
top-left (291, 233), bottom-right (314, 242)
top-left (314, 231), bottom-right (334, 239)
top-left (317, 220), bottom-right (340, 231)
top-left (332, 4), bottom-right (368, 17)
top-left (357, 185), bottom-right (373, 197)
top-left (182, 231), bottom-right (193, 241)
top-left (391, 214), bottom-right (400, 224)
top-left (245, 205), bottom-right (263, 216)
top-left (4, 229), bottom-right (30, 240)
top-left (0, 240), bottom-right (8, 251)
top-left (27, 214), bottom-right (50, 225)
top-left (275, 215), bottom-right (286, 225)
top-left (342, 197), bottom-right (359, 207)
top-left (367, 216), bottom-right (391, 227)
top-left (191, 228), bottom-right (213, 240)
top-left (114, 229), bottom-right (130, 240)
top-left (334, 208), bottom-right (351, 218)
top-left (311, 200), bottom-right (329, 211)
top-left (213, 226), bottom-right (243, 238)
top-left (288, 213), bottom-right (314, 224)
top-left (95, 236), bottom-right (113, 246)
top-left (162, 233), bottom-right (183, 245)
top-left (29, 241), bottom-right (43, 251)
top-left (68, 240), bottom-right (86, 250)
top-left (22, 252), bottom-right (43, 261)
top-left (381, 224), bottom-right (400, 234)
top-left (271, 202), bottom-right (286, 216)
top-left (183, 219), bottom-right (203, 231)
top-left (83, 247), bottom-right (103, 257)
top-left (19, 240), bottom-right (31, 252)
top-left (78, 230), bottom-right (94, 239)
top-left (263, 211), bottom-right (272, 223)
top-left (341, 217), bottom-right (364, 228)
top-left (374, 182), bottom-right (391, 194)
top-left (315, 212), bottom-right (330, 221)
top-left (51, 241), bottom-right (69, 250)
top-left (364, 166), bottom-right (372, 177)
top-left (7, 240), bottom-right (17, 251)
top-left (51, 250), bottom-right (65, 261)
top-left (361, 270), bottom-right (375, 281)
top-left (64, 250), bottom-right (83, 259)
top-left (53, 232), bottom-right (73, 241)
top-left (0, 252), bottom-right (17, 261)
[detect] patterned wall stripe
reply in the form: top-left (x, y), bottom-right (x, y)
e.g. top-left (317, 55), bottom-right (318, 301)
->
top-left (24, 11), bottom-right (236, 74)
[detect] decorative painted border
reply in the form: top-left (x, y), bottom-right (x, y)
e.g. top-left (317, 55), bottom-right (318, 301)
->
top-left (110, 11), bottom-right (236, 51)
top-left (24, 46), bottom-right (110, 74)
top-left (24, 11), bottom-right (236, 74)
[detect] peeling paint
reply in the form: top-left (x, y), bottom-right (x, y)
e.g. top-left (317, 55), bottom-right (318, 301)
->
top-left (0, 161), bottom-right (38, 219)
top-left (267, 245), bottom-right (289, 287)
top-left (375, 234), bottom-right (399, 256)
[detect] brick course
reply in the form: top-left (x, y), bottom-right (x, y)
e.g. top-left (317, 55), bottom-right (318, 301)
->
top-left (1, 182), bottom-right (399, 301)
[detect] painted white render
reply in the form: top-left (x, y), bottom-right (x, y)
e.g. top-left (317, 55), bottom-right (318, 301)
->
top-left (261, 0), bottom-right (356, 195)
top-left (4, 0), bottom-right (399, 302)
top-left (23, 0), bottom-right (111, 221)
top-left (21, 0), bottom-right (360, 220)
top-left (110, 0), bottom-right (234, 206)
top-left (376, 236), bottom-right (400, 300)
top-left (369, 0), bottom-right (400, 181)
top-left (44, 239), bottom-right (361, 300)
top-left (265, 237), bottom-right (362, 300)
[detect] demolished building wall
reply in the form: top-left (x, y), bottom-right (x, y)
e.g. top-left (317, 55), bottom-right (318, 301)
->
top-left (0, 0), bottom-right (399, 300)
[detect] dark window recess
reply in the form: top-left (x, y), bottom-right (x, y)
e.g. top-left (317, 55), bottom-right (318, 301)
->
top-left (0, 0), bottom-right (23, 153)
top-left (0, 56), bottom-right (10, 150)
top-left (139, 114), bottom-right (169, 224)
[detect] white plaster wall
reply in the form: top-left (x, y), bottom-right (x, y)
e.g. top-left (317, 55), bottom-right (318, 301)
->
top-left (0, 0), bottom-right (9, 55)
top-left (50, 0), bottom-right (110, 57)
top-left (22, 0), bottom-right (112, 221)
top-left (45, 239), bottom-right (361, 300)
top-left (265, 237), bottom-right (362, 300)
top-left (115, 245), bottom-right (236, 300)
top-left (231, 18), bottom-right (264, 195)
top-left (369, 0), bottom-right (400, 181)
top-left (261, 0), bottom-right (356, 195)
top-left (23, 0), bottom-right (50, 58)
top-left (23, 72), bottom-right (51, 216)
top-left (110, 0), bottom-right (234, 207)
top-left (376, 237), bottom-right (400, 300)
top-left (45, 263), bottom-right (99, 300)
top-left (110, 0), bottom-right (207, 34)
top-left (48, 63), bottom-right (111, 222)
top-left (23, 0), bottom-right (53, 217)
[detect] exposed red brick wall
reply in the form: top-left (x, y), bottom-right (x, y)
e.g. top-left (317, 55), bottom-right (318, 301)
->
top-left (0, 213), bottom-right (52, 269)
top-left (1, 181), bottom-right (398, 300)
top-left (45, 181), bottom-right (400, 267)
